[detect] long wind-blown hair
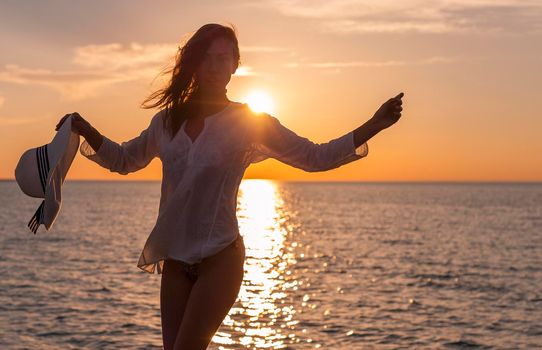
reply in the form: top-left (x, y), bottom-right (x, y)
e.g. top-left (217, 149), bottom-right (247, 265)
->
top-left (141, 23), bottom-right (241, 139)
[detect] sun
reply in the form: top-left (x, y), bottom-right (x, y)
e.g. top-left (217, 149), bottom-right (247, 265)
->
top-left (244, 90), bottom-right (275, 115)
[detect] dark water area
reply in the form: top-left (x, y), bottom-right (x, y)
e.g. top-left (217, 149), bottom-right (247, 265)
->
top-left (1, 180), bottom-right (541, 349)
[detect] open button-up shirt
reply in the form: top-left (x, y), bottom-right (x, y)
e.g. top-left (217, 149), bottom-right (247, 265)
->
top-left (79, 102), bottom-right (369, 273)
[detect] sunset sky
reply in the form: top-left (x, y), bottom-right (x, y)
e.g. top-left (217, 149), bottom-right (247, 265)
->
top-left (1, 0), bottom-right (541, 181)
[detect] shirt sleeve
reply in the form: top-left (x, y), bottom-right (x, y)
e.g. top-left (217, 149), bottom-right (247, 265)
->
top-left (79, 111), bottom-right (163, 175)
top-left (246, 112), bottom-right (369, 172)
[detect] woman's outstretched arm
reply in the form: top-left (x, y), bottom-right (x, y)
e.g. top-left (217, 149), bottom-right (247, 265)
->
top-left (56, 111), bottom-right (162, 175)
top-left (78, 119), bottom-right (104, 153)
top-left (246, 111), bottom-right (369, 172)
top-left (245, 92), bottom-right (404, 172)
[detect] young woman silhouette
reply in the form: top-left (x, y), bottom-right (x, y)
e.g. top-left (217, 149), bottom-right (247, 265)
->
top-left (55, 23), bottom-right (404, 350)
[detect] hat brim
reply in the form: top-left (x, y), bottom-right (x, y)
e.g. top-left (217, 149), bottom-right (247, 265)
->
top-left (16, 116), bottom-right (80, 233)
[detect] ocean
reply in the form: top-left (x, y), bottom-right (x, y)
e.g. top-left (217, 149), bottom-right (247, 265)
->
top-left (1, 180), bottom-right (541, 349)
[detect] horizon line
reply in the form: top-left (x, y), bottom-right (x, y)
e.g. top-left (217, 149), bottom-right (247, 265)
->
top-left (1, 178), bottom-right (541, 184)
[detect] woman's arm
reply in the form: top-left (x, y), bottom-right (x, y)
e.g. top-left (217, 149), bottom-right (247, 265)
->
top-left (79, 120), bottom-right (104, 153)
top-left (353, 92), bottom-right (404, 147)
top-left (352, 119), bottom-right (381, 149)
top-left (57, 112), bottom-right (162, 175)
top-left (246, 112), bottom-right (369, 172)
top-left (56, 112), bottom-right (103, 150)
top-left (246, 92), bottom-right (404, 172)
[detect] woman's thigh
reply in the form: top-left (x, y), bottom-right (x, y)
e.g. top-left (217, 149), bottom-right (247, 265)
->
top-left (173, 234), bottom-right (245, 350)
top-left (160, 259), bottom-right (196, 350)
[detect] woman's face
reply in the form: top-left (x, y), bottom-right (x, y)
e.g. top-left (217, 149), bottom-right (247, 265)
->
top-left (195, 37), bottom-right (237, 94)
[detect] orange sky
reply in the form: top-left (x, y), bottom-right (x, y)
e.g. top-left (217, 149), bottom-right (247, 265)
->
top-left (1, 1), bottom-right (541, 181)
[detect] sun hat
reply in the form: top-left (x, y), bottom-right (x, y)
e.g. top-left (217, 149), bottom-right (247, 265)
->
top-left (14, 115), bottom-right (80, 233)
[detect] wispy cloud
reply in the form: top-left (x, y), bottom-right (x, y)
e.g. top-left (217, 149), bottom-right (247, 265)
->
top-left (73, 42), bottom-right (175, 73)
top-left (0, 64), bottom-right (133, 100)
top-left (251, 0), bottom-right (542, 35)
top-left (0, 42), bottom-right (264, 100)
top-left (0, 96), bottom-right (4, 109)
top-left (285, 55), bottom-right (466, 71)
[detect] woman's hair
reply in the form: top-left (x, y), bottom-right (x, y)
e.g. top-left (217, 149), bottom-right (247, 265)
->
top-left (141, 23), bottom-right (241, 139)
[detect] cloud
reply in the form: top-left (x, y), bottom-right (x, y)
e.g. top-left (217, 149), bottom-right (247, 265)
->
top-left (73, 42), bottom-right (176, 73)
top-left (0, 95), bottom-right (4, 109)
top-left (0, 64), bottom-right (133, 100)
top-left (0, 42), bottom-right (173, 100)
top-left (250, 0), bottom-right (542, 35)
top-left (0, 42), bottom-right (263, 100)
top-left (285, 55), bottom-right (466, 70)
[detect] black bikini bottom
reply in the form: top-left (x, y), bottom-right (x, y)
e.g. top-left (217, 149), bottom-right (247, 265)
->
top-left (172, 234), bottom-right (243, 282)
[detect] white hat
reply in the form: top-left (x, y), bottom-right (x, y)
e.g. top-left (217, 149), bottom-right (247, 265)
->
top-left (14, 115), bottom-right (80, 233)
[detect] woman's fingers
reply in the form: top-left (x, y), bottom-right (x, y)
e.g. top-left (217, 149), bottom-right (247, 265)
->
top-left (392, 92), bottom-right (404, 106)
top-left (393, 98), bottom-right (403, 118)
top-left (389, 93), bottom-right (403, 112)
top-left (388, 98), bottom-right (402, 108)
top-left (55, 112), bottom-right (80, 131)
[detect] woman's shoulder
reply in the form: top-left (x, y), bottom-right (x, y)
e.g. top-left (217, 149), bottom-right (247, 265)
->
top-left (153, 108), bottom-right (168, 124)
top-left (149, 109), bottom-right (173, 134)
top-left (228, 100), bottom-right (250, 111)
top-left (227, 101), bottom-right (273, 120)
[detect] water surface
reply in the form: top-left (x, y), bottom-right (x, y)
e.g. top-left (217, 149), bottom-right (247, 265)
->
top-left (1, 180), bottom-right (541, 349)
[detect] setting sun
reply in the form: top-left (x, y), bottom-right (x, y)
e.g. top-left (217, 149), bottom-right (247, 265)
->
top-left (244, 90), bottom-right (275, 115)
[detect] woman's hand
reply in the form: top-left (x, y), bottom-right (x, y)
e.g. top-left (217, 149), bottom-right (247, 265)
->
top-left (56, 112), bottom-right (104, 152)
top-left (55, 112), bottom-right (92, 136)
top-left (369, 92), bottom-right (404, 131)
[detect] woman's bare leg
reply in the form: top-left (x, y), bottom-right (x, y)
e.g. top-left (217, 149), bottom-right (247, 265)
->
top-left (160, 259), bottom-right (196, 350)
top-left (173, 236), bottom-right (245, 350)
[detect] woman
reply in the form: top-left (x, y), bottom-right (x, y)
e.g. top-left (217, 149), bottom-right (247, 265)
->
top-left (56, 23), bottom-right (404, 350)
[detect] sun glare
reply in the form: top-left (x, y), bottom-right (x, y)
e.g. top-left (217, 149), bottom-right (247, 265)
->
top-left (244, 90), bottom-right (275, 115)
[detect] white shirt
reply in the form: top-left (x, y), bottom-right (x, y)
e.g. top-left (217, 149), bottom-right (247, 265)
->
top-left (79, 102), bottom-right (369, 273)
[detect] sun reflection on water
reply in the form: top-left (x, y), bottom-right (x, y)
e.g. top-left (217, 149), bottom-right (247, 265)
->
top-left (213, 179), bottom-right (297, 348)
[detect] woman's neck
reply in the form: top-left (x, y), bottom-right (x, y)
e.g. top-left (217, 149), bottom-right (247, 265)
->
top-left (192, 88), bottom-right (228, 105)
top-left (188, 88), bottom-right (229, 118)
